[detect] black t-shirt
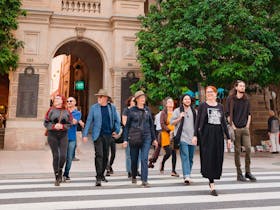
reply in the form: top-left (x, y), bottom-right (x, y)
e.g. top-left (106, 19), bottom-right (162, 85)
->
top-left (226, 96), bottom-right (250, 128)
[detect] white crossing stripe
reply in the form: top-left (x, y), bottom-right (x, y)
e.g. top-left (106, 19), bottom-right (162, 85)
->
top-left (0, 171), bottom-right (280, 210)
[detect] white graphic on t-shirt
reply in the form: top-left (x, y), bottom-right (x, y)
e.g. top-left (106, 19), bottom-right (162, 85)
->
top-left (207, 108), bottom-right (221, 125)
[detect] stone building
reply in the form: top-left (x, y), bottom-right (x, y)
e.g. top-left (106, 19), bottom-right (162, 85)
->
top-left (2, 0), bottom-right (156, 150)
top-left (0, 0), bottom-right (276, 150)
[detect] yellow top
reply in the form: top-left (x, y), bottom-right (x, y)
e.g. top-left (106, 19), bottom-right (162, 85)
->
top-left (161, 112), bottom-right (175, 147)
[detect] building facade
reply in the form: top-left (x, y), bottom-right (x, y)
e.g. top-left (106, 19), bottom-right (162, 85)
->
top-left (1, 0), bottom-right (275, 150)
top-left (4, 0), bottom-right (152, 149)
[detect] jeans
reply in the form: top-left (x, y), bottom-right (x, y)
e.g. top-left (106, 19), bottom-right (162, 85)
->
top-left (179, 141), bottom-right (195, 178)
top-left (130, 135), bottom-right (151, 182)
top-left (234, 127), bottom-right (251, 174)
top-left (63, 140), bottom-right (76, 177)
top-left (126, 144), bottom-right (141, 173)
top-left (94, 135), bottom-right (111, 181)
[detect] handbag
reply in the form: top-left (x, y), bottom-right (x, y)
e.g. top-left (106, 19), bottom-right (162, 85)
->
top-left (128, 127), bottom-right (143, 147)
top-left (173, 106), bottom-right (185, 149)
top-left (128, 110), bottom-right (145, 147)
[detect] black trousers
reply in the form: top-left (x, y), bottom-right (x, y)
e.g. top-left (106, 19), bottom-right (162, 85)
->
top-left (48, 131), bottom-right (68, 174)
top-left (94, 135), bottom-right (111, 180)
top-left (107, 138), bottom-right (116, 169)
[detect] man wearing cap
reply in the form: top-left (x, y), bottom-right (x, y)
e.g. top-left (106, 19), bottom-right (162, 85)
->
top-left (83, 89), bottom-right (120, 186)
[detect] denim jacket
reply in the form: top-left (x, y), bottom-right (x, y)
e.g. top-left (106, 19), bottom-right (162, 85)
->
top-left (123, 106), bottom-right (156, 142)
top-left (82, 103), bottom-right (120, 141)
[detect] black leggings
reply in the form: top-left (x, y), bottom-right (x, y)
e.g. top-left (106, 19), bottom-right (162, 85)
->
top-left (48, 131), bottom-right (68, 174)
top-left (161, 146), bottom-right (177, 172)
top-left (209, 178), bottom-right (214, 184)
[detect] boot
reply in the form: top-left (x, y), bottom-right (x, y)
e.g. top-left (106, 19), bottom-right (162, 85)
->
top-left (54, 172), bottom-right (60, 186)
top-left (58, 169), bottom-right (63, 183)
top-left (160, 162), bottom-right (164, 174)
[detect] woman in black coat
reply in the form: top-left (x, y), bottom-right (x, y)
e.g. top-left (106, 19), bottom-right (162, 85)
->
top-left (192, 86), bottom-right (231, 196)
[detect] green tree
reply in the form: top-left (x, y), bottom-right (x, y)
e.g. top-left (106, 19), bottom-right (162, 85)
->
top-left (135, 0), bottom-right (280, 103)
top-left (0, 0), bottom-right (24, 75)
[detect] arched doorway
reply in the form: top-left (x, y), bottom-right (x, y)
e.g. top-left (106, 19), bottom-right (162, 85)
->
top-left (51, 40), bottom-right (103, 120)
top-left (0, 74), bottom-right (9, 149)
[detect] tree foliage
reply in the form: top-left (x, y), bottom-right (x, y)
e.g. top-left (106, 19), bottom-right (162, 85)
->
top-left (135, 0), bottom-right (280, 103)
top-left (0, 0), bottom-right (24, 75)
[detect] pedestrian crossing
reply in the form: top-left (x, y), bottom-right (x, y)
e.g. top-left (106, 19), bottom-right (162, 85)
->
top-left (0, 171), bottom-right (280, 210)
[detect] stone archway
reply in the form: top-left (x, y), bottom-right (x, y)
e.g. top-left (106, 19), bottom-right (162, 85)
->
top-left (51, 40), bottom-right (103, 119)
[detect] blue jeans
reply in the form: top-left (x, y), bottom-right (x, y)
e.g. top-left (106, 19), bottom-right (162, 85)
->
top-left (126, 144), bottom-right (141, 173)
top-left (130, 136), bottom-right (151, 182)
top-left (180, 141), bottom-right (195, 178)
top-left (63, 140), bottom-right (76, 177)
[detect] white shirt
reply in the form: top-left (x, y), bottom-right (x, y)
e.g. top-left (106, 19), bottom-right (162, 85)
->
top-left (154, 111), bottom-right (162, 131)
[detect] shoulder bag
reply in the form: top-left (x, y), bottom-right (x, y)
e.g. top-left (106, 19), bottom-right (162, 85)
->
top-left (128, 110), bottom-right (145, 147)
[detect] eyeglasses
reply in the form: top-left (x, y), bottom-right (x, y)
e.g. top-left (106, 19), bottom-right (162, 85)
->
top-left (67, 100), bottom-right (73, 103)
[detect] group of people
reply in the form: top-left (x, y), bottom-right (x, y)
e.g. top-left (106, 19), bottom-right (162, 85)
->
top-left (44, 80), bottom-right (258, 196)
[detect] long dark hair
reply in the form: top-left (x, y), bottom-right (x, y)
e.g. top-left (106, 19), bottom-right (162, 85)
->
top-left (125, 96), bottom-right (134, 107)
top-left (179, 94), bottom-right (193, 110)
top-left (229, 80), bottom-right (247, 99)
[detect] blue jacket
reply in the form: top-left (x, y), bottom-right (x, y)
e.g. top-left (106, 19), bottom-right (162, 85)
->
top-left (82, 103), bottom-right (120, 141)
top-left (68, 109), bottom-right (82, 141)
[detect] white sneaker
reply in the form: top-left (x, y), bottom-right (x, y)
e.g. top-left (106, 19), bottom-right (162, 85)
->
top-left (184, 177), bottom-right (192, 185)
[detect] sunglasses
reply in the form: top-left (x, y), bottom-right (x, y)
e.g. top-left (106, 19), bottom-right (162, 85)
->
top-left (67, 100), bottom-right (73, 103)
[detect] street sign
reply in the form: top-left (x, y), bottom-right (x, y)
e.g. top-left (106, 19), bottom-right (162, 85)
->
top-left (75, 80), bottom-right (85, 91)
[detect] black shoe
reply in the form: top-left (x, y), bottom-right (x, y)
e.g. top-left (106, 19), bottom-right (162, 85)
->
top-left (210, 189), bottom-right (218, 196)
top-left (95, 180), bottom-right (101, 186)
top-left (54, 179), bottom-right (60, 186)
top-left (63, 175), bottom-right (71, 182)
top-left (237, 174), bottom-right (247, 182)
top-left (148, 162), bottom-right (154, 168)
top-left (109, 167), bottom-right (114, 174)
top-left (132, 178), bottom-right (137, 184)
top-left (245, 172), bottom-right (257, 182)
top-left (102, 176), bottom-right (108, 182)
top-left (106, 170), bottom-right (110, 176)
top-left (137, 171), bottom-right (141, 177)
top-left (54, 173), bottom-right (60, 186)
top-left (128, 172), bottom-right (132, 178)
top-left (58, 169), bottom-right (63, 183)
